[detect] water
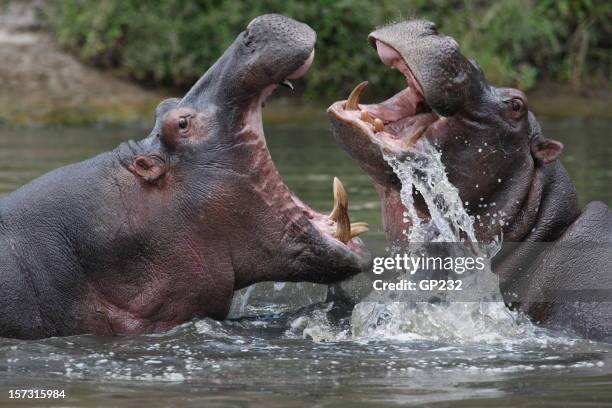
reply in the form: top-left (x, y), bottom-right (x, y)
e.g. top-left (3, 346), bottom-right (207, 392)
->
top-left (1, 120), bottom-right (612, 406)
top-left (349, 139), bottom-right (521, 342)
top-left (384, 141), bottom-right (479, 243)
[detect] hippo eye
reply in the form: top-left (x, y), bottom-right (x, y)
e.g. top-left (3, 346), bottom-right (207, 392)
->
top-left (178, 116), bottom-right (189, 130)
top-left (504, 97), bottom-right (525, 120)
top-left (509, 98), bottom-right (523, 112)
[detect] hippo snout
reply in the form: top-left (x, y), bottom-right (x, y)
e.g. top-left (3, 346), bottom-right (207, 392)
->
top-left (242, 14), bottom-right (316, 89)
top-left (179, 14), bottom-right (315, 110)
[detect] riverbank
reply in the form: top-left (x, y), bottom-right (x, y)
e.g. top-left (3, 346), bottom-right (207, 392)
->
top-left (0, 1), bottom-right (161, 125)
top-left (1, 1), bottom-right (610, 126)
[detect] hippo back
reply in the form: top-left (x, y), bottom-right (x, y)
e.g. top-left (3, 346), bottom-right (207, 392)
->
top-left (529, 201), bottom-right (612, 341)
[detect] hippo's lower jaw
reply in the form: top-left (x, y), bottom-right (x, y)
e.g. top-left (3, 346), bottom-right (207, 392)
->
top-left (270, 65), bottom-right (372, 248)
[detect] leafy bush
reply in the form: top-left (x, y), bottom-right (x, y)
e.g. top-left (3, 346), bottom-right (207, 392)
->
top-left (48, 0), bottom-right (611, 100)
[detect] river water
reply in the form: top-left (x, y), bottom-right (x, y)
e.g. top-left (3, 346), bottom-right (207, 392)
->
top-left (0, 120), bottom-right (611, 407)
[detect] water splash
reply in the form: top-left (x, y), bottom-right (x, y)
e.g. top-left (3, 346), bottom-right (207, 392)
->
top-left (286, 304), bottom-right (350, 343)
top-left (386, 141), bottom-right (478, 244)
top-left (233, 285), bottom-right (256, 315)
top-left (229, 282), bottom-right (327, 318)
top-left (350, 140), bottom-right (538, 344)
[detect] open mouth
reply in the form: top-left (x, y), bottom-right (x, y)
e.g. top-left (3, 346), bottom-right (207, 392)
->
top-left (247, 50), bottom-right (369, 257)
top-left (328, 40), bottom-right (446, 153)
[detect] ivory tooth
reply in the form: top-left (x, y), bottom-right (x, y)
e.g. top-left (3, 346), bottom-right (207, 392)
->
top-left (330, 177), bottom-right (351, 244)
top-left (406, 126), bottom-right (426, 147)
top-left (345, 81), bottom-right (368, 110)
top-left (360, 110), bottom-right (373, 123)
top-left (350, 224), bottom-right (369, 238)
top-left (361, 110), bottom-right (384, 133)
top-left (351, 222), bottom-right (369, 229)
top-left (334, 212), bottom-right (351, 244)
top-left (329, 177), bottom-right (347, 221)
top-left (280, 80), bottom-right (294, 90)
top-left (374, 118), bottom-right (384, 132)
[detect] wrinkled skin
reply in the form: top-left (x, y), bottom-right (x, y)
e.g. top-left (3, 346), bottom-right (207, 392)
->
top-left (0, 15), bottom-right (370, 340)
top-left (328, 20), bottom-right (612, 341)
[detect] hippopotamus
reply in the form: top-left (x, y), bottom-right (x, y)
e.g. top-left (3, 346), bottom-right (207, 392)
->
top-left (0, 15), bottom-right (370, 340)
top-left (328, 20), bottom-right (612, 341)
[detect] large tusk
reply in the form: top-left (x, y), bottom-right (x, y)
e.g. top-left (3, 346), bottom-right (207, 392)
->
top-left (345, 81), bottom-right (368, 111)
top-left (330, 177), bottom-right (351, 243)
top-left (329, 177), bottom-right (347, 221)
top-left (330, 178), bottom-right (368, 243)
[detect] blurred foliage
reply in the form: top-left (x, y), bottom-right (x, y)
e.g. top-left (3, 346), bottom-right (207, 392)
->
top-left (48, 0), bottom-right (611, 101)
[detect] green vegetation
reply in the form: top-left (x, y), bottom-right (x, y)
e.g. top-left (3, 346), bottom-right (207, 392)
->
top-left (48, 0), bottom-right (611, 101)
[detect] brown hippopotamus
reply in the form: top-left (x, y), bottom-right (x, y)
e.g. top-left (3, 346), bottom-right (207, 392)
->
top-left (328, 20), bottom-right (612, 341)
top-left (0, 15), bottom-right (370, 340)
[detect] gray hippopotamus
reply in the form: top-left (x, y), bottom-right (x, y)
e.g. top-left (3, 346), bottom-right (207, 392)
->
top-left (328, 20), bottom-right (612, 341)
top-left (0, 15), bottom-right (370, 340)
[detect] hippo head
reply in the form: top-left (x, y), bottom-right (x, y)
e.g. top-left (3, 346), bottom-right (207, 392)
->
top-left (328, 20), bottom-right (564, 242)
top-left (119, 15), bottom-right (369, 311)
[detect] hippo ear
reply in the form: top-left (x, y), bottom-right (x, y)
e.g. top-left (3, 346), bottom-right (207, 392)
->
top-left (530, 137), bottom-right (563, 164)
top-left (130, 155), bottom-right (166, 183)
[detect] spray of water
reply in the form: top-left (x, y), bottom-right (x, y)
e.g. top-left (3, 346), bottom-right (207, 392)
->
top-left (388, 141), bottom-right (478, 244)
top-left (349, 140), bottom-right (542, 344)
